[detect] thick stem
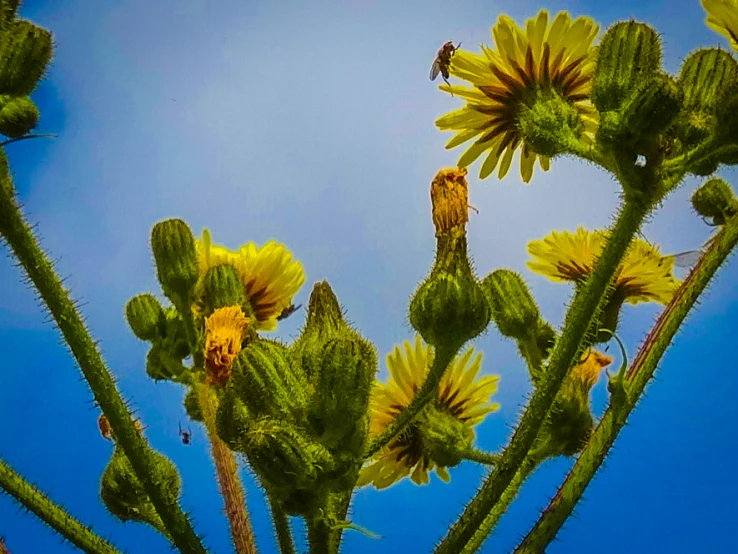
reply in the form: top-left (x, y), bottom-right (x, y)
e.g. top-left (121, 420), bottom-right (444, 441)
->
top-left (513, 216), bottom-right (738, 554)
top-left (266, 494), bottom-right (296, 554)
top-left (196, 383), bottom-right (257, 554)
top-left (433, 198), bottom-right (652, 554)
top-left (461, 456), bottom-right (537, 554)
top-left (306, 516), bottom-right (338, 554)
top-left (0, 177), bottom-right (207, 553)
top-left (364, 344), bottom-right (457, 458)
top-left (0, 457), bottom-right (122, 554)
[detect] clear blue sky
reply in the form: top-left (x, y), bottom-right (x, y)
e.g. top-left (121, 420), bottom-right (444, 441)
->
top-left (1, 0), bottom-right (736, 553)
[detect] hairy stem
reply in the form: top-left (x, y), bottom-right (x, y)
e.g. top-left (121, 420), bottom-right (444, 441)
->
top-left (266, 494), bottom-right (296, 554)
top-left (0, 457), bottom-right (122, 554)
top-left (461, 456), bottom-right (538, 554)
top-left (306, 516), bottom-right (337, 554)
top-left (513, 217), bottom-right (738, 554)
top-left (461, 449), bottom-right (501, 466)
top-left (0, 176), bottom-right (207, 553)
top-left (364, 344), bottom-right (458, 458)
top-left (433, 197), bottom-right (652, 554)
top-left (196, 383), bottom-right (257, 554)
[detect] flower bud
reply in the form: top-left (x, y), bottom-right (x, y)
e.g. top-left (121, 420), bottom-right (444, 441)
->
top-left (150, 219), bottom-right (199, 307)
top-left (592, 21), bottom-right (662, 112)
top-left (616, 73), bottom-right (683, 152)
top-left (691, 177), bottom-right (738, 226)
top-left (418, 407), bottom-right (474, 468)
top-left (409, 168), bottom-right (489, 348)
top-left (309, 337), bottom-right (377, 450)
top-left (145, 344), bottom-right (185, 382)
top-left (100, 445), bottom-right (180, 537)
top-left (125, 294), bottom-right (166, 342)
top-left (290, 280), bottom-right (351, 381)
top-left (195, 263), bottom-right (246, 318)
top-left (245, 418), bottom-right (335, 499)
top-left (0, 20), bottom-right (53, 96)
top-left (481, 269), bottom-right (541, 341)
top-left (0, 95), bottom-right (38, 138)
top-left (231, 339), bottom-right (309, 421)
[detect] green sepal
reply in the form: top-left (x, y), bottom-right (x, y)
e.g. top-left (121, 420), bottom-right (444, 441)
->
top-left (150, 219), bottom-right (199, 308)
top-left (691, 177), bottom-right (738, 226)
top-left (518, 90), bottom-right (582, 157)
top-left (0, 94), bottom-right (37, 138)
top-left (100, 445), bottom-right (181, 537)
top-left (231, 338), bottom-right (309, 421)
top-left (591, 20), bottom-right (662, 113)
top-left (0, 19), bottom-right (52, 96)
top-left (409, 226), bottom-right (490, 348)
top-left (125, 293), bottom-right (167, 342)
top-left (419, 406), bottom-right (474, 468)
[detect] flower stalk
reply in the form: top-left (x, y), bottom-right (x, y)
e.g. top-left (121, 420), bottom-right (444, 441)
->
top-left (266, 493), bottom-right (296, 554)
top-left (196, 382), bottom-right (257, 554)
top-left (0, 456), bottom-right (123, 554)
top-left (433, 195), bottom-right (654, 554)
top-left (0, 174), bottom-right (207, 554)
top-left (512, 211), bottom-right (738, 554)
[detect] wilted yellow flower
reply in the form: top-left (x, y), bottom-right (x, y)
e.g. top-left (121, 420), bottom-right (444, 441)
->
top-left (195, 229), bottom-right (305, 331)
top-left (357, 336), bottom-right (500, 489)
top-left (569, 349), bottom-right (613, 391)
top-left (527, 227), bottom-right (681, 305)
top-left (430, 167), bottom-right (470, 234)
top-left (436, 10), bottom-right (600, 183)
top-left (203, 306), bottom-right (250, 385)
top-left (702, 0), bottom-right (738, 51)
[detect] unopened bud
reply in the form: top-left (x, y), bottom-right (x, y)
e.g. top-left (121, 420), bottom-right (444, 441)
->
top-left (231, 339), bottom-right (309, 421)
top-left (481, 269), bottom-right (541, 340)
top-left (145, 344), bottom-right (185, 382)
top-left (195, 263), bottom-right (246, 318)
top-left (125, 294), bottom-right (166, 342)
top-left (0, 95), bottom-right (38, 138)
top-left (150, 219), bottom-right (199, 306)
top-left (592, 21), bottom-right (662, 112)
top-left (692, 177), bottom-right (738, 225)
top-left (0, 20), bottom-right (53, 96)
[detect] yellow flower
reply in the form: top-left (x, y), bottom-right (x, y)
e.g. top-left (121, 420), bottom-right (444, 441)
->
top-left (527, 227), bottom-right (681, 305)
top-left (195, 229), bottom-right (305, 331)
top-left (436, 10), bottom-right (600, 183)
top-left (702, 0), bottom-right (738, 51)
top-left (569, 349), bottom-right (613, 391)
top-left (357, 336), bottom-right (500, 489)
top-left (431, 167), bottom-right (470, 234)
top-left (203, 306), bottom-right (250, 385)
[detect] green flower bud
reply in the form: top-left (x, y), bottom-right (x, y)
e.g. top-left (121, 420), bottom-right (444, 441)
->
top-left (125, 294), bottom-right (166, 342)
top-left (592, 21), bottom-right (662, 112)
top-left (692, 177), bottom-right (738, 226)
top-left (195, 263), bottom-right (246, 317)
top-left (290, 280), bottom-right (352, 382)
top-left (183, 388), bottom-right (203, 422)
top-left (518, 91), bottom-right (583, 157)
top-left (309, 336), bottom-right (377, 450)
top-left (100, 445), bottom-right (180, 537)
top-left (0, 20), bottom-right (52, 96)
top-left (616, 72), bottom-right (683, 152)
top-left (0, 95), bottom-right (37, 138)
top-left (481, 269), bottom-right (541, 341)
top-left (246, 418), bottom-right (335, 494)
top-left (151, 219), bottom-right (199, 307)
top-left (161, 307), bottom-right (191, 360)
top-left (145, 344), bottom-right (181, 382)
top-left (418, 407), bottom-right (474, 468)
top-left (231, 339), bottom-right (309, 421)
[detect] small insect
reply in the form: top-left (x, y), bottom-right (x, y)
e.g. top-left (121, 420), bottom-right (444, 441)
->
top-left (430, 40), bottom-right (461, 89)
top-left (277, 303), bottom-right (302, 321)
top-left (179, 422), bottom-right (192, 446)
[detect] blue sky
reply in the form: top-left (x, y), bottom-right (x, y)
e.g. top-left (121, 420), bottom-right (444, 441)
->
top-left (0, 0), bottom-right (736, 553)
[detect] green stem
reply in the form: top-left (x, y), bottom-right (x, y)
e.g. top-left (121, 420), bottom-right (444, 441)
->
top-left (433, 197), bottom-right (652, 554)
top-left (306, 516), bottom-right (338, 554)
top-left (461, 456), bottom-right (538, 554)
top-left (461, 448), bottom-right (501, 466)
top-left (267, 494), bottom-right (296, 554)
top-left (364, 344), bottom-right (458, 458)
top-left (0, 176), bottom-right (208, 554)
top-left (512, 216), bottom-right (738, 554)
top-left (0, 457), bottom-right (123, 554)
